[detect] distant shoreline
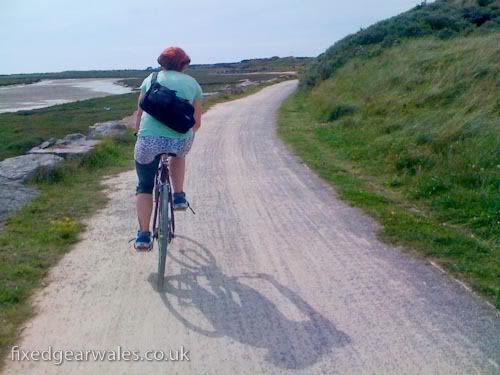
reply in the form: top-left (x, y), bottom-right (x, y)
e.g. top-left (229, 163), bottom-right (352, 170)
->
top-left (0, 78), bottom-right (133, 114)
top-left (0, 78), bottom-right (41, 87)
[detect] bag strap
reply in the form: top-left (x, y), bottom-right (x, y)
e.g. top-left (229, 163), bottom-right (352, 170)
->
top-left (150, 71), bottom-right (158, 86)
top-left (150, 71), bottom-right (179, 94)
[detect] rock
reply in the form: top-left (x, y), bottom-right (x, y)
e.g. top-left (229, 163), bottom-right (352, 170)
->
top-left (228, 86), bottom-right (245, 95)
top-left (56, 133), bottom-right (87, 145)
top-left (65, 133), bottom-right (87, 141)
top-left (0, 154), bottom-right (64, 182)
top-left (88, 121), bottom-right (128, 139)
top-left (237, 78), bottom-right (256, 87)
top-left (29, 140), bottom-right (100, 159)
top-left (29, 132), bottom-right (101, 159)
top-left (39, 137), bottom-right (58, 149)
top-left (0, 176), bottom-right (39, 228)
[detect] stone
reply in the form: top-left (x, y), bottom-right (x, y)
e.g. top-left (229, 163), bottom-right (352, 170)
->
top-left (56, 133), bottom-right (87, 145)
top-left (88, 121), bottom-right (128, 139)
top-left (0, 154), bottom-right (64, 182)
top-left (64, 133), bottom-right (87, 142)
top-left (0, 176), bottom-right (39, 228)
top-left (39, 137), bottom-right (58, 149)
top-left (29, 132), bottom-right (101, 159)
top-left (228, 86), bottom-right (245, 95)
top-left (29, 140), bottom-right (100, 159)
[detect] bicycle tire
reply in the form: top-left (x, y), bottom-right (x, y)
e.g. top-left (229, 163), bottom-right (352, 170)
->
top-left (157, 184), bottom-right (171, 289)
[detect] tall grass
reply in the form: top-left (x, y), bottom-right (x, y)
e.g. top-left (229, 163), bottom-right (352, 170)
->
top-left (279, 33), bottom-right (500, 305)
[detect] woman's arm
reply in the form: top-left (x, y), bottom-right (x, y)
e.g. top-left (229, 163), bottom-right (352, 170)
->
top-left (193, 99), bottom-right (202, 133)
top-left (135, 93), bottom-right (144, 134)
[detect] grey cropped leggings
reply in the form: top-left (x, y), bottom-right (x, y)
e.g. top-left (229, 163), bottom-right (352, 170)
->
top-left (134, 135), bottom-right (194, 194)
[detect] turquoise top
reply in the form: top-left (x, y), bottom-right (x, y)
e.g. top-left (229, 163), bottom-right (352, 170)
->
top-left (138, 70), bottom-right (203, 139)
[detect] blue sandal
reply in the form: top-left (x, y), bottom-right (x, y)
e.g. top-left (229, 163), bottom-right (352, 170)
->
top-left (134, 230), bottom-right (153, 251)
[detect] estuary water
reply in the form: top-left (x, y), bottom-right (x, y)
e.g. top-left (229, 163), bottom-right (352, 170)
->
top-left (0, 78), bottom-right (133, 113)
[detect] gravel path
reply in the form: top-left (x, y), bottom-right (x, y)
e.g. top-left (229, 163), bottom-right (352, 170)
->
top-left (4, 80), bottom-right (499, 374)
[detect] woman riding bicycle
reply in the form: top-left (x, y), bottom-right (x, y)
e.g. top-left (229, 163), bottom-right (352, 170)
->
top-left (134, 46), bottom-right (203, 250)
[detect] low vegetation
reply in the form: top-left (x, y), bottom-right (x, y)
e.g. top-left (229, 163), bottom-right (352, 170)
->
top-left (0, 78), bottom-right (40, 87)
top-left (0, 69), bottom-right (150, 87)
top-left (119, 71), bottom-right (296, 92)
top-left (280, 32), bottom-right (499, 306)
top-left (190, 56), bottom-right (311, 73)
top-left (0, 56), bottom-right (308, 87)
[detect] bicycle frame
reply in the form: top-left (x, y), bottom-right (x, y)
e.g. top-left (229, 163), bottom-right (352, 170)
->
top-left (152, 154), bottom-right (175, 242)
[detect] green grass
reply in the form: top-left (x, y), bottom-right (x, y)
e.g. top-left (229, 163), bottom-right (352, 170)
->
top-left (278, 34), bottom-right (499, 307)
top-left (0, 93), bottom-right (138, 160)
top-left (0, 78), bottom-right (41, 87)
top-left (0, 136), bottom-right (136, 366)
top-left (0, 79), bottom-right (286, 368)
top-left (119, 71), bottom-right (296, 90)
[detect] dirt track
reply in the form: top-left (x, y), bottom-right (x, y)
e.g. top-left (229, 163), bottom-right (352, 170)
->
top-left (4, 80), bottom-right (499, 374)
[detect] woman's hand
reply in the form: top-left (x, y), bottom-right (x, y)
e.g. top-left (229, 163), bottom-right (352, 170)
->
top-left (135, 94), bottom-right (144, 133)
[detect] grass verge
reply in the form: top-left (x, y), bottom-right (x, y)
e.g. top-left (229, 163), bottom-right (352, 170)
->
top-left (278, 85), bottom-right (498, 308)
top-left (0, 135), bottom-right (136, 365)
top-left (280, 34), bottom-right (499, 307)
top-left (0, 80), bottom-right (287, 368)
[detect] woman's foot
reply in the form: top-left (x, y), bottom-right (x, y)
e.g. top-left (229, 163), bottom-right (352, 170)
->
top-left (134, 230), bottom-right (152, 251)
top-left (173, 192), bottom-right (189, 211)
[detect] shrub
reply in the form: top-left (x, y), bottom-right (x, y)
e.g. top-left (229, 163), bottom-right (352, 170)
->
top-left (478, 0), bottom-right (494, 6)
top-left (463, 7), bottom-right (494, 26)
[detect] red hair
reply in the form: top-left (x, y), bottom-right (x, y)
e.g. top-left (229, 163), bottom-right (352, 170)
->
top-left (157, 47), bottom-right (191, 71)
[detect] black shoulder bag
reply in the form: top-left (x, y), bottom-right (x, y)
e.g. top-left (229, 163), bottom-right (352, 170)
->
top-left (139, 72), bottom-right (196, 134)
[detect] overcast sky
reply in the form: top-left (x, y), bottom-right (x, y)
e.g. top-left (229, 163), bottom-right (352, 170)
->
top-left (0, 0), bottom-right (420, 74)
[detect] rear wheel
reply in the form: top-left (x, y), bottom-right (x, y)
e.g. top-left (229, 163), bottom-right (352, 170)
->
top-left (157, 184), bottom-right (171, 289)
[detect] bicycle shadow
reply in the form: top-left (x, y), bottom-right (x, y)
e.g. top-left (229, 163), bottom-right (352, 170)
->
top-left (148, 236), bottom-right (350, 370)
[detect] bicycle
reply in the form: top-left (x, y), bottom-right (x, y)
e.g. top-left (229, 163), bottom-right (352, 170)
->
top-left (152, 153), bottom-right (177, 289)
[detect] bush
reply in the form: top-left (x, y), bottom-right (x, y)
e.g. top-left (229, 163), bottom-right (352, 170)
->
top-left (463, 6), bottom-right (494, 26)
top-left (477, 0), bottom-right (494, 6)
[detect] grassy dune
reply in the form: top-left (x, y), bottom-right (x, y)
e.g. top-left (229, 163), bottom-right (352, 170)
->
top-left (303, 0), bottom-right (500, 87)
top-left (279, 33), bottom-right (499, 305)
